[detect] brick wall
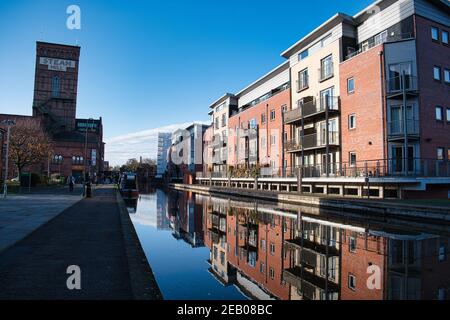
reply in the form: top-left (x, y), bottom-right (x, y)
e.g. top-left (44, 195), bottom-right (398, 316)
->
top-left (228, 88), bottom-right (291, 170)
top-left (415, 15), bottom-right (450, 160)
top-left (340, 44), bottom-right (386, 165)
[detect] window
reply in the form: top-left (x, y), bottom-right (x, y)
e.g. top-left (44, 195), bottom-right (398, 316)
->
top-left (437, 147), bottom-right (444, 160)
top-left (72, 156), bottom-right (84, 165)
top-left (438, 245), bottom-right (446, 262)
top-left (260, 262), bottom-right (265, 274)
top-left (298, 68), bottom-right (308, 91)
top-left (281, 105), bottom-right (287, 113)
top-left (349, 236), bottom-right (357, 252)
top-left (320, 55), bottom-right (333, 81)
top-left (52, 155), bottom-right (63, 165)
top-left (261, 113), bottom-right (266, 124)
top-left (52, 76), bottom-right (60, 97)
top-left (347, 77), bottom-right (355, 93)
top-left (444, 69), bottom-right (450, 83)
top-left (260, 238), bottom-right (266, 249)
top-left (434, 66), bottom-right (441, 81)
top-left (431, 27), bottom-right (439, 41)
top-left (270, 160), bottom-right (276, 168)
top-left (438, 288), bottom-right (447, 301)
top-left (269, 267), bottom-right (275, 279)
top-left (221, 114), bottom-right (226, 127)
top-left (270, 134), bottom-right (276, 145)
top-left (348, 274), bottom-right (356, 290)
top-left (270, 242), bottom-right (275, 255)
top-left (446, 108), bottom-right (450, 122)
top-left (448, 149), bottom-right (450, 161)
top-left (215, 117), bottom-right (219, 129)
top-left (349, 152), bottom-right (357, 166)
top-left (283, 132), bottom-right (287, 142)
top-left (270, 109), bottom-right (275, 121)
top-left (436, 106), bottom-right (444, 120)
top-left (348, 114), bottom-right (356, 129)
top-left (442, 30), bottom-right (449, 45)
top-left (299, 49), bottom-right (309, 61)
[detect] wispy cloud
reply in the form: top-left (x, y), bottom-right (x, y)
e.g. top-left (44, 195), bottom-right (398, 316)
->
top-left (105, 121), bottom-right (209, 166)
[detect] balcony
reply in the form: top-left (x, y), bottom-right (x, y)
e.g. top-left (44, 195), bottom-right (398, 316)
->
top-left (284, 97), bottom-right (339, 124)
top-left (386, 75), bottom-right (419, 98)
top-left (285, 131), bottom-right (339, 152)
top-left (318, 61), bottom-right (334, 82)
top-left (388, 120), bottom-right (420, 139)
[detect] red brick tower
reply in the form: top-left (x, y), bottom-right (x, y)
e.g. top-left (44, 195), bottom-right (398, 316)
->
top-left (32, 41), bottom-right (80, 132)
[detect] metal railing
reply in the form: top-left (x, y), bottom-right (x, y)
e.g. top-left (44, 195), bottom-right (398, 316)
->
top-left (345, 32), bottom-right (414, 60)
top-left (284, 97), bottom-right (339, 124)
top-left (388, 120), bottom-right (420, 136)
top-left (386, 75), bottom-right (418, 94)
top-left (198, 158), bottom-right (450, 179)
top-left (285, 131), bottom-right (339, 152)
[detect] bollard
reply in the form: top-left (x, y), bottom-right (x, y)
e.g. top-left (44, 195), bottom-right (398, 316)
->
top-left (85, 182), bottom-right (92, 198)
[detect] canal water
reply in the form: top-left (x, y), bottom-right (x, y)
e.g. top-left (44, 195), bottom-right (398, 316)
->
top-left (126, 189), bottom-right (450, 300)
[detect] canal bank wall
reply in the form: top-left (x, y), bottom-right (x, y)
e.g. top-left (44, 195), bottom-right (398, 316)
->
top-left (116, 190), bottom-right (163, 300)
top-left (171, 183), bottom-right (450, 223)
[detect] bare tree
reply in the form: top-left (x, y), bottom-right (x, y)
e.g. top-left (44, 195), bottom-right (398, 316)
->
top-left (9, 118), bottom-right (52, 181)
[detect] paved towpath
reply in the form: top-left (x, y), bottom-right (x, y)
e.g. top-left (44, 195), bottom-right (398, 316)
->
top-left (0, 186), bottom-right (83, 252)
top-left (0, 186), bottom-right (136, 299)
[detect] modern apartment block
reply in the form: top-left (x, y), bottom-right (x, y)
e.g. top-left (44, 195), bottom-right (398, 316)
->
top-left (339, 0), bottom-right (450, 190)
top-left (156, 132), bottom-right (172, 178)
top-left (228, 62), bottom-right (291, 176)
top-left (282, 14), bottom-right (353, 177)
top-left (168, 123), bottom-right (209, 184)
top-left (208, 95), bottom-right (238, 174)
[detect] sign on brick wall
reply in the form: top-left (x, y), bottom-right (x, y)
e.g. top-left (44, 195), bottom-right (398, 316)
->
top-left (39, 57), bottom-right (76, 71)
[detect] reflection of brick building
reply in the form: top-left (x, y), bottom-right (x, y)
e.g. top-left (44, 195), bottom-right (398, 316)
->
top-left (226, 206), bottom-right (291, 300)
top-left (0, 42), bottom-right (105, 182)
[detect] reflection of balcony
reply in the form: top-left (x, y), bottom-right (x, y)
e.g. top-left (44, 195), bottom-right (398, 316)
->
top-left (285, 132), bottom-right (339, 153)
top-left (388, 120), bottom-right (420, 140)
top-left (285, 238), bottom-right (340, 257)
top-left (284, 97), bottom-right (339, 124)
top-left (283, 267), bottom-right (339, 299)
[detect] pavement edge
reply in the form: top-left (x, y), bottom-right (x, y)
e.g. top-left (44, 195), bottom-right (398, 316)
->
top-left (115, 189), bottom-right (164, 300)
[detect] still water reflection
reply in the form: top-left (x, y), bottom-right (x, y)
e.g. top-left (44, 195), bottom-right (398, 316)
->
top-left (126, 189), bottom-right (450, 300)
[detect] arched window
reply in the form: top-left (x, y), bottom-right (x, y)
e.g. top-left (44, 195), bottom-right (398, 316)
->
top-left (52, 76), bottom-right (60, 97)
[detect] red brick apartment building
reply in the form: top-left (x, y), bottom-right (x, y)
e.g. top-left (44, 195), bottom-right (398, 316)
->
top-left (0, 42), bottom-right (105, 183)
top-left (199, 0), bottom-right (450, 199)
top-left (339, 2), bottom-right (450, 197)
top-left (226, 62), bottom-right (292, 174)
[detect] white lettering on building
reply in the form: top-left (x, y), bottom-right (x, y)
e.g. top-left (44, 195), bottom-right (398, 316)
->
top-left (39, 57), bottom-right (76, 71)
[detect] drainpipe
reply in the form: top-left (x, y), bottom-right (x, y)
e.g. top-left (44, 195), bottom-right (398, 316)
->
top-left (325, 97), bottom-right (330, 178)
top-left (402, 71), bottom-right (409, 176)
top-left (379, 50), bottom-right (387, 174)
top-left (281, 109), bottom-right (285, 177)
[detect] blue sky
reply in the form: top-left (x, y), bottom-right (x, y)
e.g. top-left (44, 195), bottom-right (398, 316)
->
top-left (0, 0), bottom-right (374, 141)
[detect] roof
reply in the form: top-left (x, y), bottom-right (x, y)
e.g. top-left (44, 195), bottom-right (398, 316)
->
top-left (235, 60), bottom-right (290, 98)
top-left (209, 93), bottom-right (235, 109)
top-left (281, 13), bottom-right (355, 58)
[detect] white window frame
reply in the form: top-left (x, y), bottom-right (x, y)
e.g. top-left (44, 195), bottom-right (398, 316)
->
top-left (348, 113), bottom-right (356, 130)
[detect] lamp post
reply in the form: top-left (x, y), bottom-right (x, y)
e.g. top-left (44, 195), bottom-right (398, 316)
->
top-left (2, 119), bottom-right (16, 198)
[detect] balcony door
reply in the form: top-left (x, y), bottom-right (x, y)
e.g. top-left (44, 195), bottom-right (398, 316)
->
top-left (390, 105), bottom-right (414, 135)
top-left (391, 145), bottom-right (415, 174)
top-left (320, 87), bottom-right (335, 111)
top-left (388, 62), bottom-right (412, 91)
